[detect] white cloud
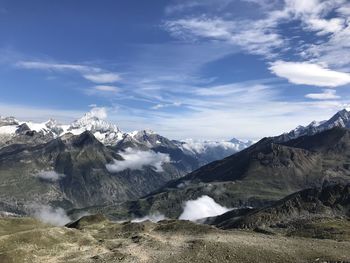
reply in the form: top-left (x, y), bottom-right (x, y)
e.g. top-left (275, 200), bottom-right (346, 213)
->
top-left (16, 61), bottom-right (98, 73)
top-left (106, 148), bottom-right (170, 173)
top-left (86, 107), bottom-right (108, 119)
top-left (35, 171), bottom-right (66, 182)
top-left (151, 102), bottom-right (182, 110)
top-left (131, 213), bottom-right (166, 223)
top-left (16, 60), bottom-right (121, 84)
top-left (85, 86), bottom-right (120, 96)
top-left (32, 205), bottom-right (71, 226)
top-left (164, 17), bottom-right (284, 57)
top-left (93, 85), bottom-right (119, 92)
top-left (83, 73), bottom-right (121, 83)
top-left (163, 0), bottom-right (350, 65)
top-left (179, 195), bottom-right (231, 221)
top-left (269, 61), bottom-right (350, 87)
top-left (305, 89), bottom-right (340, 100)
top-left (306, 17), bottom-right (345, 35)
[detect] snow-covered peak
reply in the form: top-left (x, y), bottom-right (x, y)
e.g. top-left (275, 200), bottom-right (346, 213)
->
top-left (67, 111), bottom-right (123, 145)
top-left (0, 108), bottom-right (124, 145)
top-left (68, 114), bottom-right (120, 134)
top-left (276, 109), bottom-right (350, 142)
top-left (127, 129), bottom-right (168, 148)
top-left (0, 116), bottom-right (19, 126)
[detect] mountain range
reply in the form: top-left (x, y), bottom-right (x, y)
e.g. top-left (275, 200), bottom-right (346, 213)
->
top-left (2, 108), bottom-right (350, 220)
top-left (0, 109), bottom-right (251, 215)
top-left (88, 109), bottom-right (350, 220)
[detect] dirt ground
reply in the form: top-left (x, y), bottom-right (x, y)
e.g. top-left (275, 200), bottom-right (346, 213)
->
top-left (1, 217), bottom-right (350, 263)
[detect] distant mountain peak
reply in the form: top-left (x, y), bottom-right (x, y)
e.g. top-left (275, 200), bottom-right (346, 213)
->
top-left (69, 111), bottom-right (120, 133)
top-left (275, 108), bottom-right (350, 142)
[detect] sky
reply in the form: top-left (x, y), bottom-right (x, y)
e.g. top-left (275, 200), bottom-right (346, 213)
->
top-left (1, 0), bottom-right (350, 140)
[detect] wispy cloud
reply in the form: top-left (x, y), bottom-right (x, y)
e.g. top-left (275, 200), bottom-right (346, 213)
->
top-left (164, 16), bottom-right (284, 57)
top-left (163, 0), bottom-right (350, 83)
top-left (151, 102), bottom-right (181, 110)
top-left (93, 85), bottom-right (119, 92)
top-left (83, 73), bottom-right (121, 83)
top-left (16, 60), bottom-right (121, 84)
top-left (305, 89), bottom-right (340, 100)
top-left (85, 85), bottom-right (120, 96)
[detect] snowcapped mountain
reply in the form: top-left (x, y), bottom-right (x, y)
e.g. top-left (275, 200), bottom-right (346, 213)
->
top-left (0, 110), bottom-right (123, 145)
top-left (275, 109), bottom-right (350, 142)
top-left (66, 110), bottom-right (124, 145)
top-left (0, 117), bottom-right (60, 137)
top-left (0, 109), bottom-right (251, 164)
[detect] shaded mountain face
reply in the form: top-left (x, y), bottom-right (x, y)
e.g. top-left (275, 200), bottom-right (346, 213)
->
top-left (0, 131), bottom-right (191, 215)
top-left (94, 127), bottom-right (350, 220)
top-left (211, 183), bottom-right (350, 230)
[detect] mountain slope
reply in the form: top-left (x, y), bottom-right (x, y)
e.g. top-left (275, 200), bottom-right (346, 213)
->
top-left (0, 131), bottom-right (189, 215)
top-left (92, 127), bottom-right (350, 220)
top-left (212, 182), bottom-right (350, 230)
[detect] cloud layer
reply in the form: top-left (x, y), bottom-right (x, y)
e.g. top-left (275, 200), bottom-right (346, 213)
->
top-left (106, 148), bottom-right (170, 173)
top-left (131, 213), bottom-right (166, 223)
top-left (179, 195), bottom-right (231, 221)
top-left (35, 171), bottom-right (66, 182)
top-left (269, 61), bottom-right (350, 87)
top-left (305, 89), bottom-right (340, 100)
top-left (32, 205), bottom-right (71, 226)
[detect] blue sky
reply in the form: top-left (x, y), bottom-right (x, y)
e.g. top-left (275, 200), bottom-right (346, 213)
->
top-left (1, 0), bottom-right (350, 140)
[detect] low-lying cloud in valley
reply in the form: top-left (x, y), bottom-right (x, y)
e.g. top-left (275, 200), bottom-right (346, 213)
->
top-left (131, 213), bottom-right (166, 223)
top-left (35, 170), bottom-right (66, 182)
top-left (179, 195), bottom-right (231, 221)
top-left (106, 148), bottom-right (170, 173)
top-left (32, 205), bottom-right (71, 226)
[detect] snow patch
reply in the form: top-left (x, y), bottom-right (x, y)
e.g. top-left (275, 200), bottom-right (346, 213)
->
top-left (0, 125), bottom-right (18, 135)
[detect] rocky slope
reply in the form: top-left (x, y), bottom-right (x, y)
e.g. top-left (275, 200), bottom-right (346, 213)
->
top-left (90, 126), bottom-right (350, 220)
top-left (211, 182), bottom-right (350, 230)
top-left (1, 215), bottom-right (350, 263)
top-left (0, 130), bottom-right (194, 215)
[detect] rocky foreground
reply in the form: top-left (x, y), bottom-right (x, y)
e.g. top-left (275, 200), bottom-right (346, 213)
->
top-left (1, 215), bottom-right (350, 263)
